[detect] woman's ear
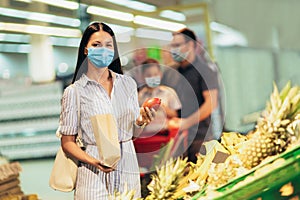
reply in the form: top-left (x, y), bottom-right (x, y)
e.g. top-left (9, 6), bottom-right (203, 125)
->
top-left (84, 47), bottom-right (88, 55)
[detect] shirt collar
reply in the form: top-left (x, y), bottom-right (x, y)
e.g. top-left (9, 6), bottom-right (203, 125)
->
top-left (76, 70), bottom-right (118, 88)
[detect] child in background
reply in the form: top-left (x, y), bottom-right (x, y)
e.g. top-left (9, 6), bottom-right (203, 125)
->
top-left (138, 58), bottom-right (182, 137)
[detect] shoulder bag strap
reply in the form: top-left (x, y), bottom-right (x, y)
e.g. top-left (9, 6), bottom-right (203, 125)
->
top-left (74, 85), bottom-right (84, 148)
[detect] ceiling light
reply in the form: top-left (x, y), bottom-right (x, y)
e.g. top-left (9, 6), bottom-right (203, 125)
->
top-left (14, 0), bottom-right (32, 2)
top-left (106, 23), bottom-right (134, 34)
top-left (134, 16), bottom-right (186, 32)
top-left (106, 23), bottom-right (133, 43)
top-left (135, 28), bottom-right (172, 41)
top-left (210, 21), bottom-right (241, 35)
top-left (0, 22), bottom-right (81, 37)
top-left (104, 0), bottom-right (156, 12)
top-left (32, 0), bottom-right (79, 10)
top-left (87, 6), bottom-right (134, 22)
top-left (115, 34), bottom-right (131, 43)
top-left (210, 22), bottom-right (248, 46)
top-left (160, 10), bottom-right (186, 22)
top-left (0, 7), bottom-right (80, 27)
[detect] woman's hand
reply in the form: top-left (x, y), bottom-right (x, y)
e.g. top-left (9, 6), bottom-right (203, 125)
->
top-left (135, 106), bottom-right (156, 127)
top-left (89, 157), bottom-right (115, 173)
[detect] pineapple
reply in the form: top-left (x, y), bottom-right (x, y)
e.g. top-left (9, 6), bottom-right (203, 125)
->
top-left (173, 154), bottom-right (205, 199)
top-left (221, 132), bottom-right (248, 155)
top-left (239, 82), bottom-right (300, 169)
top-left (146, 157), bottom-right (188, 200)
top-left (109, 184), bottom-right (137, 200)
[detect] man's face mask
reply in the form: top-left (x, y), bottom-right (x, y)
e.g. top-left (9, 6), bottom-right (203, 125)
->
top-left (145, 76), bottom-right (161, 88)
top-left (87, 47), bottom-right (114, 68)
top-left (170, 46), bottom-right (190, 62)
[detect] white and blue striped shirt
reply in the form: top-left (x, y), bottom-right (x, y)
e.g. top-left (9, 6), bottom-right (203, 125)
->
top-left (57, 71), bottom-right (141, 199)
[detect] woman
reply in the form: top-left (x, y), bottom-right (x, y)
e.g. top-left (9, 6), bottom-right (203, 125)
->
top-left (57, 22), bottom-right (154, 199)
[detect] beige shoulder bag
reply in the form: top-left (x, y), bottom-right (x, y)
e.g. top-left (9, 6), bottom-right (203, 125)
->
top-left (49, 85), bottom-right (84, 192)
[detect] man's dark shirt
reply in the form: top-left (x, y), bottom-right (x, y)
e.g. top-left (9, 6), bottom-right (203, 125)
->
top-left (175, 56), bottom-right (219, 141)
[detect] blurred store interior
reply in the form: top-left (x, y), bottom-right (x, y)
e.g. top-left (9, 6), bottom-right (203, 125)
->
top-left (0, 0), bottom-right (300, 199)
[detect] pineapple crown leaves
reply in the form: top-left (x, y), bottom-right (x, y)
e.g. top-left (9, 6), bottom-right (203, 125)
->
top-left (262, 82), bottom-right (300, 123)
top-left (146, 157), bottom-right (188, 200)
top-left (279, 81), bottom-right (291, 101)
top-left (109, 183), bottom-right (137, 200)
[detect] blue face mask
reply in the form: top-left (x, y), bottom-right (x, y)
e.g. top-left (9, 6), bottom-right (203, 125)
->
top-left (170, 47), bottom-right (189, 62)
top-left (145, 76), bottom-right (161, 88)
top-left (87, 47), bottom-right (114, 68)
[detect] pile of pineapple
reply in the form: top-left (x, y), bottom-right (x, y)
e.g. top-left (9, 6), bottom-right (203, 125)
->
top-left (112, 82), bottom-right (300, 200)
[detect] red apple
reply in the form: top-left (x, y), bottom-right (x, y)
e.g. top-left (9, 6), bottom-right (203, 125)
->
top-left (142, 97), bottom-right (161, 111)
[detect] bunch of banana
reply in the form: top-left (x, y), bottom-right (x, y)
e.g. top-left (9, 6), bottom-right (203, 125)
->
top-left (239, 82), bottom-right (300, 169)
top-left (146, 157), bottom-right (188, 200)
top-left (109, 184), bottom-right (138, 200)
top-left (221, 132), bottom-right (248, 155)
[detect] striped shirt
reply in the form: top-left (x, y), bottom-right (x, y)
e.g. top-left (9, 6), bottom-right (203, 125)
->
top-left (57, 71), bottom-right (141, 199)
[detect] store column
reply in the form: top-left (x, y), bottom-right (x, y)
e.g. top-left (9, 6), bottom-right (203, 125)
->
top-left (28, 35), bottom-right (55, 83)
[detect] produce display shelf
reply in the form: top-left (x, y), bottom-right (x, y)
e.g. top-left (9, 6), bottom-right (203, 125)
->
top-left (191, 145), bottom-right (300, 200)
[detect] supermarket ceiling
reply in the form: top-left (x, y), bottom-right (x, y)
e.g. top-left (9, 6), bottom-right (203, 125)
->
top-left (0, 0), bottom-right (299, 50)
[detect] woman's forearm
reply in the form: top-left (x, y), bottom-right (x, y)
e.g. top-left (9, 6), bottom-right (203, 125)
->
top-left (61, 136), bottom-right (93, 165)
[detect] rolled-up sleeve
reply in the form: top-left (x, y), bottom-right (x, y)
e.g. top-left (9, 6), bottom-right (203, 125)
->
top-left (129, 80), bottom-right (140, 120)
top-left (126, 76), bottom-right (140, 122)
top-left (132, 89), bottom-right (140, 120)
top-left (56, 86), bottom-right (78, 136)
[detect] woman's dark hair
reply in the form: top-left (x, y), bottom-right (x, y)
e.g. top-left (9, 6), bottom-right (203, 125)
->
top-left (141, 58), bottom-right (161, 73)
top-left (72, 22), bottom-right (123, 83)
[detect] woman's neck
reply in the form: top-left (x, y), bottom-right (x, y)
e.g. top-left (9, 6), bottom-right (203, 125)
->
top-left (86, 66), bottom-right (110, 83)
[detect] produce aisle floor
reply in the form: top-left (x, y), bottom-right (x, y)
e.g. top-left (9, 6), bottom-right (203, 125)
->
top-left (19, 158), bottom-right (73, 200)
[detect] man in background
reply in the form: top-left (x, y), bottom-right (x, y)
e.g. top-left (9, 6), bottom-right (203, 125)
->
top-left (168, 28), bottom-right (221, 163)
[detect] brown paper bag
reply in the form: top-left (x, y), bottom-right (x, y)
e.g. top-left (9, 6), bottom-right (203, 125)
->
top-left (90, 114), bottom-right (121, 167)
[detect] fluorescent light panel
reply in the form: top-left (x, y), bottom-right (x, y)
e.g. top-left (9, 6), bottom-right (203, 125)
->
top-left (134, 15), bottom-right (186, 32)
top-left (210, 21), bottom-right (248, 46)
top-left (0, 22), bottom-right (81, 37)
top-left (135, 28), bottom-right (172, 41)
top-left (159, 10), bottom-right (186, 22)
top-left (87, 6), bottom-right (134, 22)
top-left (14, 0), bottom-right (32, 2)
top-left (104, 0), bottom-right (156, 12)
top-left (0, 7), bottom-right (80, 27)
top-left (87, 5), bottom-right (186, 31)
top-left (32, 0), bottom-right (79, 10)
top-left (106, 23), bottom-right (134, 34)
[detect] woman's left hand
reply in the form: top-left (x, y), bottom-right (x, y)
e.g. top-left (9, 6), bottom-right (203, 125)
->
top-left (135, 106), bottom-right (156, 127)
